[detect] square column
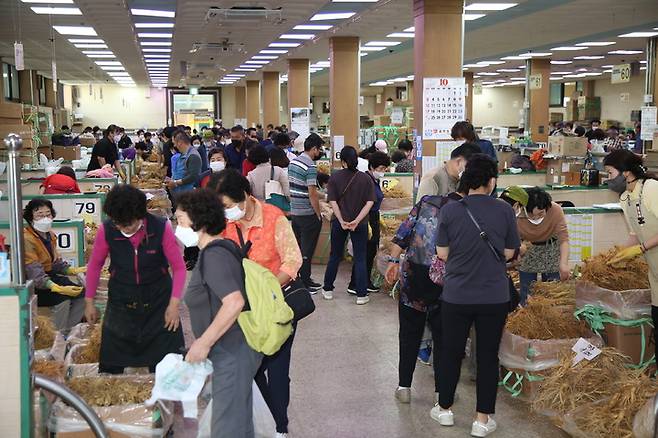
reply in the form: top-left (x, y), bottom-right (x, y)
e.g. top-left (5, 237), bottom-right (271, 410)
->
top-left (464, 71), bottom-right (474, 122)
top-left (330, 37), bottom-right (360, 149)
top-left (529, 58), bottom-right (551, 143)
top-left (262, 71), bottom-right (280, 127)
top-left (246, 80), bottom-right (261, 128)
top-left (235, 86), bottom-right (246, 125)
top-left (288, 59), bottom-right (310, 109)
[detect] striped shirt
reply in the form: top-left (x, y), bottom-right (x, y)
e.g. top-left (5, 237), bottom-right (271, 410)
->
top-left (288, 153), bottom-right (317, 216)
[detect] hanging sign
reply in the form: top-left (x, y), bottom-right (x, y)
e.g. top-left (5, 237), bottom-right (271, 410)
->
top-left (14, 42), bottom-right (24, 71)
top-left (611, 64), bottom-right (631, 84)
top-left (52, 61), bottom-right (58, 91)
top-left (641, 106), bottom-right (657, 141)
top-left (422, 77), bottom-right (466, 140)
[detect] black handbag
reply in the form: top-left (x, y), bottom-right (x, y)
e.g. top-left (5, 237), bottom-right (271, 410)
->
top-left (462, 201), bottom-right (520, 312)
top-left (406, 261), bottom-right (443, 306)
top-left (282, 278), bottom-right (316, 322)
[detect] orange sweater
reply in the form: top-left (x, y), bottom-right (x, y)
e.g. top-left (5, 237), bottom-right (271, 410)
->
top-left (517, 202), bottom-right (569, 243)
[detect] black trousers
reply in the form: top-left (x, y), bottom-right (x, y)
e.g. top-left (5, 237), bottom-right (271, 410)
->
top-left (349, 210), bottom-right (381, 288)
top-left (291, 214), bottom-right (322, 284)
top-left (438, 302), bottom-right (508, 414)
top-left (398, 302), bottom-right (442, 392)
top-left (254, 325), bottom-right (297, 433)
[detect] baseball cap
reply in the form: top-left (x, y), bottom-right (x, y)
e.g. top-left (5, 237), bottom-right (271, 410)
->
top-left (502, 186), bottom-right (529, 206)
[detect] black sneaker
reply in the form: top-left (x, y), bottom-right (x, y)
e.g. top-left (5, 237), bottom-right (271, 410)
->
top-left (347, 285), bottom-right (357, 295)
top-left (305, 280), bottom-right (322, 292)
top-left (367, 283), bottom-right (380, 293)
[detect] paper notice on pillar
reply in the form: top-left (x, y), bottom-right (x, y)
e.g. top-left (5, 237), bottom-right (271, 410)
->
top-left (333, 135), bottom-right (344, 161)
top-left (640, 106), bottom-right (657, 141)
top-left (290, 107), bottom-right (310, 140)
top-left (499, 127), bottom-right (510, 146)
top-left (436, 141), bottom-right (461, 164)
top-left (391, 107), bottom-right (404, 125)
top-left (234, 118), bottom-right (247, 127)
top-left (565, 213), bottom-right (594, 262)
top-left (14, 42), bottom-right (24, 71)
top-left (422, 77), bottom-right (466, 140)
top-left (52, 61), bottom-right (57, 91)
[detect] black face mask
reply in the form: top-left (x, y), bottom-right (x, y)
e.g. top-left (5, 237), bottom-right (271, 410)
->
top-left (312, 148), bottom-right (325, 161)
top-left (607, 174), bottom-right (627, 194)
top-left (232, 140), bottom-right (243, 149)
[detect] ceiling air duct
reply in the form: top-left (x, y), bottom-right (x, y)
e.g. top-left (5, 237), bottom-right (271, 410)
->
top-left (205, 6), bottom-right (283, 24)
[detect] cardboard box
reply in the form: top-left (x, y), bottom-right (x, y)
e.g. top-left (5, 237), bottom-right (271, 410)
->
top-left (373, 115), bottom-right (391, 126)
top-left (312, 219), bottom-right (331, 265)
top-left (0, 102), bottom-right (23, 119)
top-left (577, 96), bottom-right (601, 121)
top-left (498, 151), bottom-right (518, 171)
top-left (547, 136), bottom-right (588, 157)
top-left (545, 158), bottom-right (585, 185)
top-left (53, 145), bottom-right (81, 161)
top-left (79, 136), bottom-right (96, 147)
top-left (601, 321), bottom-right (655, 366)
top-left (0, 123), bottom-right (34, 139)
top-left (38, 146), bottom-right (52, 159)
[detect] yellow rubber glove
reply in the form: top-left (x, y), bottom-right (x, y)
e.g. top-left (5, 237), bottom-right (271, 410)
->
top-left (608, 245), bottom-right (643, 265)
top-left (51, 283), bottom-right (83, 297)
top-left (67, 266), bottom-right (87, 275)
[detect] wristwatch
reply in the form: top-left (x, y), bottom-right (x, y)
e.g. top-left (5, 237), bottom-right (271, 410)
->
top-left (387, 256), bottom-right (400, 264)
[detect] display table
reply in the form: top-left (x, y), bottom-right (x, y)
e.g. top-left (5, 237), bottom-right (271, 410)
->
top-left (495, 185), bottom-right (618, 207)
top-left (498, 171), bottom-right (547, 187)
top-left (0, 284), bottom-right (33, 438)
top-left (562, 206), bottom-right (627, 266)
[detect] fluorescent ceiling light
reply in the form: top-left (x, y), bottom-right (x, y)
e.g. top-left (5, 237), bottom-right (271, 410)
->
top-left (145, 59), bottom-right (170, 63)
top-left (269, 42), bottom-right (301, 48)
top-left (86, 54), bottom-right (116, 58)
top-left (465, 3), bottom-right (517, 11)
top-left (360, 46), bottom-right (386, 52)
top-left (144, 54), bottom-right (170, 58)
top-left (601, 64), bottom-right (614, 68)
top-left (131, 9), bottom-right (175, 18)
top-left (510, 77), bottom-right (525, 80)
top-left (519, 52), bottom-right (552, 57)
top-left (479, 72), bottom-right (500, 76)
top-left (387, 32), bottom-right (414, 38)
top-left (69, 39), bottom-right (103, 43)
top-left (138, 33), bottom-right (173, 38)
top-left (53, 26), bottom-right (97, 36)
top-left (280, 34), bottom-right (315, 40)
top-left (360, 52), bottom-right (368, 57)
top-left (332, 0), bottom-right (377, 2)
top-left (21, 0), bottom-right (73, 3)
top-left (577, 41), bottom-right (615, 46)
top-left (313, 61), bottom-right (331, 67)
top-left (294, 24), bottom-right (332, 30)
top-left (140, 41), bottom-right (172, 46)
top-left (260, 50), bottom-right (287, 54)
top-left (497, 68), bottom-right (520, 72)
top-left (31, 7), bottom-right (81, 15)
top-left (241, 64), bottom-right (262, 69)
top-left (95, 61), bottom-right (122, 66)
top-left (75, 44), bottom-right (107, 49)
top-left (552, 71), bottom-right (572, 75)
top-left (551, 60), bottom-right (572, 64)
top-left (225, 74), bottom-right (245, 78)
top-left (464, 14), bottom-right (486, 20)
top-left (310, 12), bottom-right (356, 21)
top-left (501, 55), bottom-right (531, 60)
top-left (550, 77), bottom-right (563, 81)
top-left (245, 60), bottom-right (270, 64)
top-left (135, 23), bottom-right (174, 28)
top-left (574, 55), bottom-right (604, 60)
top-left (252, 55), bottom-right (278, 59)
top-left (479, 60), bottom-right (505, 65)
top-left (463, 63), bottom-right (481, 68)
top-left (641, 60), bottom-right (647, 63)
top-left (107, 72), bottom-right (130, 77)
top-left (609, 50), bottom-right (643, 54)
top-left (142, 48), bottom-right (171, 52)
top-left (551, 46), bottom-right (587, 51)
top-left (619, 31), bottom-right (658, 38)
top-left (309, 68), bottom-right (321, 73)
top-left (100, 66), bottom-right (124, 71)
top-left (148, 68), bottom-right (169, 72)
top-left (366, 41), bottom-right (401, 47)
top-left (82, 50), bottom-right (113, 55)
top-left (404, 26), bottom-right (415, 32)
top-left (235, 68), bottom-right (257, 72)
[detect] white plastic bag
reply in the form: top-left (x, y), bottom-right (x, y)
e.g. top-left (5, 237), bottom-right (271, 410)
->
top-left (197, 382), bottom-right (275, 438)
top-left (145, 353), bottom-right (212, 418)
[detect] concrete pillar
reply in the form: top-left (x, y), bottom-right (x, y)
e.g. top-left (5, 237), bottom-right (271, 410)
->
top-left (288, 59), bottom-right (310, 110)
top-left (464, 71), bottom-right (474, 122)
top-left (528, 58), bottom-right (551, 143)
top-left (235, 86), bottom-right (246, 124)
top-left (329, 36), bottom-right (360, 157)
top-left (262, 72), bottom-right (280, 128)
top-left (45, 78), bottom-right (57, 108)
top-left (18, 70), bottom-right (39, 105)
top-left (644, 36), bottom-right (657, 151)
top-left (246, 80), bottom-right (261, 128)
top-left (413, 0), bottom-right (464, 169)
top-left (582, 80), bottom-right (596, 98)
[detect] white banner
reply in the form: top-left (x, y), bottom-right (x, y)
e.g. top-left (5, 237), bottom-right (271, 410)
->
top-left (290, 107), bottom-right (310, 140)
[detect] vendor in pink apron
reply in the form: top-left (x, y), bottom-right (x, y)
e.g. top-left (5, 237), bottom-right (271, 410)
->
top-left (604, 149), bottom-right (658, 364)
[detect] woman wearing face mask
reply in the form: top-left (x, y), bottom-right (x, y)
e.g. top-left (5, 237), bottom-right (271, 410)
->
top-left (24, 198), bottom-right (86, 331)
top-left (501, 186), bottom-right (569, 305)
top-left (199, 148), bottom-right (227, 188)
top-left (604, 150), bottom-right (658, 364)
top-left (347, 151), bottom-right (391, 294)
top-left (207, 169), bottom-right (302, 438)
top-left (85, 184), bottom-right (185, 374)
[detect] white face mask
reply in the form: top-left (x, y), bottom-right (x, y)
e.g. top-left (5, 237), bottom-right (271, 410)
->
top-left (175, 225), bottom-right (199, 247)
top-left (120, 223), bottom-right (142, 238)
top-left (193, 142), bottom-right (201, 148)
top-left (225, 205), bottom-right (246, 222)
top-left (458, 170), bottom-right (464, 179)
top-left (372, 171), bottom-right (385, 180)
top-left (33, 217), bottom-right (53, 233)
top-left (528, 216), bottom-right (545, 225)
top-left (210, 161), bottom-right (225, 172)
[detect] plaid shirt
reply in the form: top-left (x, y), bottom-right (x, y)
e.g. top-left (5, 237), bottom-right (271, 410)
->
top-left (603, 137), bottom-right (625, 151)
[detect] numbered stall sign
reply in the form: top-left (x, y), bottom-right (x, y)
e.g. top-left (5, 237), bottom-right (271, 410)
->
top-left (0, 219), bottom-right (84, 267)
top-left (379, 177), bottom-right (399, 191)
top-left (611, 64), bottom-right (631, 84)
top-left (78, 178), bottom-right (117, 193)
top-left (0, 193), bottom-right (106, 224)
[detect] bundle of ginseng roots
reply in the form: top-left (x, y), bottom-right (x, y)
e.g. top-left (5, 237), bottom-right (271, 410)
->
top-left (505, 296), bottom-right (590, 340)
top-left (34, 315), bottom-right (56, 350)
top-left (67, 377), bottom-right (153, 406)
top-left (383, 186), bottom-right (408, 198)
top-left (74, 324), bottom-right (102, 364)
top-left (32, 359), bottom-right (65, 381)
top-left (580, 247), bottom-right (650, 290)
top-left (530, 280), bottom-right (576, 306)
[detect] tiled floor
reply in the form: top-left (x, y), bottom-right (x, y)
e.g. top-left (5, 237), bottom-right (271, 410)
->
top-left (283, 265), bottom-right (565, 438)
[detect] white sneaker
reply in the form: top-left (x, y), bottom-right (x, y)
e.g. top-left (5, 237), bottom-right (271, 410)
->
top-left (321, 289), bottom-right (333, 300)
top-left (275, 433), bottom-right (288, 438)
top-left (356, 296), bottom-right (370, 305)
top-left (471, 417), bottom-right (497, 437)
top-left (430, 405), bottom-right (454, 426)
top-left (395, 387), bottom-right (411, 403)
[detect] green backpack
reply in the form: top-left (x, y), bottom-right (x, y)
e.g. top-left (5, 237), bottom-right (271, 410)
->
top-left (200, 239), bottom-right (294, 356)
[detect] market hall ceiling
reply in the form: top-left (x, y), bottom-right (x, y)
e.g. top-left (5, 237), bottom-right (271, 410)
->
top-left (0, 0), bottom-right (656, 88)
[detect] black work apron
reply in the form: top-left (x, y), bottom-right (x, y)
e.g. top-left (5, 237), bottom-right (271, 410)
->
top-left (36, 273), bottom-right (84, 307)
top-left (99, 274), bottom-right (184, 367)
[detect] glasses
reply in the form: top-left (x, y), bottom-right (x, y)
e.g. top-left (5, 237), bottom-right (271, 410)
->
top-left (33, 210), bottom-right (53, 220)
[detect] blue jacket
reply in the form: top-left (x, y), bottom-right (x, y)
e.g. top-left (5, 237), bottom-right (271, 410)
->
top-left (225, 143), bottom-right (246, 170)
top-left (477, 139), bottom-right (497, 161)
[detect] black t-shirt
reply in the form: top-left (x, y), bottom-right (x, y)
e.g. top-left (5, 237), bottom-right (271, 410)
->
top-left (118, 135), bottom-right (133, 149)
top-left (163, 140), bottom-right (174, 178)
top-left (326, 169), bottom-right (376, 225)
top-left (87, 138), bottom-right (118, 172)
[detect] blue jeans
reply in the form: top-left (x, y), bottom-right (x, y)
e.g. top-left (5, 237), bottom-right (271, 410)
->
top-left (518, 271), bottom-right (560, 305)
top-left (323, 220), bottom-right (368, 297)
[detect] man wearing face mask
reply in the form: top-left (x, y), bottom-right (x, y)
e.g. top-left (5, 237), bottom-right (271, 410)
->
top-left (416, 143), bottom-right (482, 200)
top-left (226, 125), bottom-right (248, 171)
top-left (166, 130), bottom-right (202, 194)
top-left (24, 198), bottom-right (86, 331)
top-left (87, 124), bottom-right (126, 180)
top-left (288, 133), bottom-right (326, 291)
top-left (85, 185), bottom-right (185, 374)
top-left (511, 187), bottom-right (570, 305)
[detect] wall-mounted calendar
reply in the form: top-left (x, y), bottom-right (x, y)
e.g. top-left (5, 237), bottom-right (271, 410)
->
top-left (422, 77), bottom-right (466, 140)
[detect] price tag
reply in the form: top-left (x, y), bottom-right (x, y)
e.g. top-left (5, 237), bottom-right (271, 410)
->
top-left (571, 338), bottom-right (601, 366)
